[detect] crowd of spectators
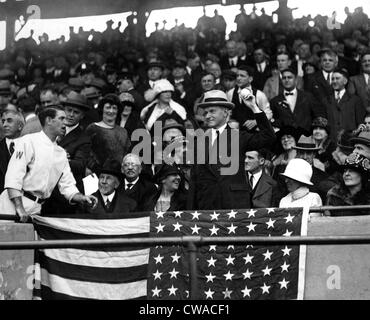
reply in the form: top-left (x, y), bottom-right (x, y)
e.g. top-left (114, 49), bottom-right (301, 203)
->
top-left (0, 2), bottom-right (370, 220)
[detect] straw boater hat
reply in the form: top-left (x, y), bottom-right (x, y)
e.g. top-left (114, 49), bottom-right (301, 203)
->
top-left (293, 135), bottom-right (321, 151)
top-left (197, 90), bottom-right (234, 110)
top-left (280, 158), bottom-right (313, 185)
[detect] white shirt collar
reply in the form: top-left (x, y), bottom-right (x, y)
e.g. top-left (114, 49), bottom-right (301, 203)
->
top-left (212, 123), bottom-right (227, 135)
top-left (124, 177), bottom-right (139, 188)
top-left (284, 88), bottom-right (297, 95)
top-left (248, 169), bottom-right (263, 188)
top-left (25, 113), bottom-right (37, 122)
top-left (364, 73), bottom-right (369, 85)
top-left (101, 191), bottom-right (115, 204)
top-left (5, 137), bottom-right (15, 150)
top-left (65, 123), bottom-right (79, 136)
top-left (186, 66), bottom-right (192, 75)
top-left (335, 88), bottom-right (346, 99)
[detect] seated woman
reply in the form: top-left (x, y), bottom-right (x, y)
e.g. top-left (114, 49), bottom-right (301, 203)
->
top-left (325, 153), bottom-right (370, 216)
top-left (85, 94), bottom-right (131, 173)
top-left (140, 79), bottom-right (187, 135)
top-left (311, 117), bottom-right (336, 172)
top-left (143, 164), bottom-right (188, 212)
top-left (279, 158), bottom-right (323, 217)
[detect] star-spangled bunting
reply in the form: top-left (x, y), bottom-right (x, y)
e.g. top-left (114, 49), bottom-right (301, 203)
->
top-left (148, 207), bottom-right (307, 300)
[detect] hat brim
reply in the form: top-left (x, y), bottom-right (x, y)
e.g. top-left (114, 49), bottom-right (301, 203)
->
top-left (280, 172), bottom-right (313, 186)
top-left (62, 100), bottom-right (91, 111)
top-left (292, 145), bottom-right (321, 151)
top-left (350, 137), bottom-right (370, 147)
top-left (99, 170), bottom-right (123, 180)
top-left (197, 101), bottom-right (234, 110)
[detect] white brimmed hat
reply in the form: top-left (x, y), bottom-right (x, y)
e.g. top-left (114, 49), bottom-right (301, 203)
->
top-left (197, 90), bottom-right (235, 110)
top-left (280, 158), bottom-right (313, 185)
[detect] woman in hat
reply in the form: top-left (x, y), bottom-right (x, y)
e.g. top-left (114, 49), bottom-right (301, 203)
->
top-left (143, 164), bottom-right (188, 212)
top-left (85, 93), bottom-right (131, 174)
top-left (325, 153), bottom-right (370, 216)
top-left (279, 158), bottom-right (323, 216)
top-left (271, 126), bottom-right (301, 179)
top-left (140, 79), bottom-right (187, 136)
top-left (311, 117), bottom-right (336, 172)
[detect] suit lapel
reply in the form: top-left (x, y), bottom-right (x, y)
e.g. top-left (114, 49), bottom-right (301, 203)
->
top-left (59, 126), bottom-right (82, 148)
top-left (0, 139), bottom-right (10, 174)
top-left (253, 173), bottom-right (271, 199)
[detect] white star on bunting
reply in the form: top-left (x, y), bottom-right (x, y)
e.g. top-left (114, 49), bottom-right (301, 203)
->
top-left (155, 223), bottom-right (165, 233)
top-left (209, 225), bottom-right (220, 236)
top-left (267, 208), bottom-right (275, 214)
top-left (241, 286), bottom-right (252, 298)
top-left (284, 213), bottom-right (294, 223)
top-left (154, 254), bottom-right (163, 264)
top-left (173, 211), bottom-right (183, 218)
top-left (225, 255), bottom-right (235, 265)
top-left (204, 288), bottom-right (215, 299)
top-left (281, 261), bottom-right (290, 273)
top-left (247, 209), bottom-right (257, 218)
top-left (227, 223), bottom-right (237, 234)
top-left (152, 270), bottom-right (163, 280)
top-left (155, 211), bottom-right (165, 219)
top-left (227, 210), bottom-right (237, 219)
top-left (223, 270), bottom-right (234, 281)
top-left (210, 211), bottom-right (220, 221)
top-left (227, 245), bottom-right (235, 250)
top-left (283, 229), bottom-right (293, 237)
top-left (261, 283), bottom-right (271, 294)
top-left (281, 246), bottom-right (292, 256)
top-left (246, 221), bottom-right (257, 232)
top-left (209, 245), bottom-right (217, 252)
top-left (262, 265), bottom-right (272, 276)
top-left (172, 222), bottom-right (183, 231)
top-left (171, 252), bottom-right (181, 263)
top-left (191, 224), bottom-right (201, 234)
top-left (191, 211), bottom-right (201, 220)
top-left (266, 218), bottom-right (276, 229)
top-left (169, 268), bottom-right (179, 279)
top-left (243, 254), bottom-right (254, 265)
top-left (262, 249), bottom-right (273, 261)
top-left (279, 278), bottom-right (289, 289)
top-left (152, 286), bottom-right (161, 297)
top-left (207, 256), bottom-right (217, 267)
top-left (242, 269), bottom-right (253, 280)
top-left (222, 288), bottom-right (233, 299)
top-left (206, 272), bottom-right (216, 283)
top-left (168, 285), bottom-right (178, 296)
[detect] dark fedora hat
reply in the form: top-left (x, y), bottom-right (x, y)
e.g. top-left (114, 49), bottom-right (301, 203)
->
top-left (99, 158), bottom-right (123, 180)
top-left (350, 130), bottom-right (370, 147)
top-left (81, 87), bottom-right (101, 100)
top-left (61, 91), bottom-right (90, 111)
top-left (154, 164), bottom-right (182, 184)
top-left (68, 77), bottom-right (85, 91)
top-left (146, 61), bottom-right (165, 71)
top-left (197, 90), bottom-right (234, 110)
top-left (337, 130), bottom-right (355, 154)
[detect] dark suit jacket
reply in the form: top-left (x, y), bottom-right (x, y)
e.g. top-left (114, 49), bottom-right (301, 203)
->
top-left (120, 177), bottom-right (158, 212)
top-left (0, 139), bottom-right (11, 193)
top-left (188, 112), bottom-right (275, 210)
top-left (270, 89), bottom-right (325, 134)
top-left (306, 71), bottom-right (334, 107)
top-left (220, 56), bottom-right (245, 70)
top-left (325, 91), bottom-right (366, 140)
top-left (251, 64), bottom-right (272, 91)
top-left (248, 171), bottom-right (280, 208)
top-left (347, 74), bottom-right (370, 111)
top-left (80, 190), bottom-right (137, 215)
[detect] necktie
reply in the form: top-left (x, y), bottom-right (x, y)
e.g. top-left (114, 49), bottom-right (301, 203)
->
top-left (285, 91), bottom-right (293, 96)
top-left (126, 183), bottom-right (133, 190)
top-left (257, 64), bottom-right (262, 72)
top-left (213, 130), bottom-right (220, 147)
top-left (326, 72), bottom-right (331, 85)
top-left (9, 142), bottom-right (15, 156)
top-left (335, 91), bottom-right (341, 103)
top-left (249, 174), bottom-right (254, 189)
top-left (105, 199), bottom-right (111, 209)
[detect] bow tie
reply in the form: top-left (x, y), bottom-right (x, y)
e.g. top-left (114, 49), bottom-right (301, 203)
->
top-left (285, 92), bottom-right (294, 96)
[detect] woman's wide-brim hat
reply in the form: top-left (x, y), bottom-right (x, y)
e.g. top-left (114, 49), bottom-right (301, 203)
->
top-left (276, 126), bottom-right (303, 142)
top-left (342, 152), bottom-right (370, 176)
top-left (197, 90), bottom-right (234, 110)
top-left (61, 91), bottom-right (91, 111)
top-left (154, 164), bottom-right (182, 183)
top-left (280, 158), bottom-right (313, 185)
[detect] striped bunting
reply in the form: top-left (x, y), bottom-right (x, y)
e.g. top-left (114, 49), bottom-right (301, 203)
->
top-left (32, 213), bottom-right (150, 300)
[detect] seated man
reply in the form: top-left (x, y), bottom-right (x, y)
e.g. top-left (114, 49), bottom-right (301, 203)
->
top-left (81, 159), bottom-right (137, 215)
top-left (121, 153), bottom-right (157, 212)
top-left (244, 149), bottom-right (281, 208)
